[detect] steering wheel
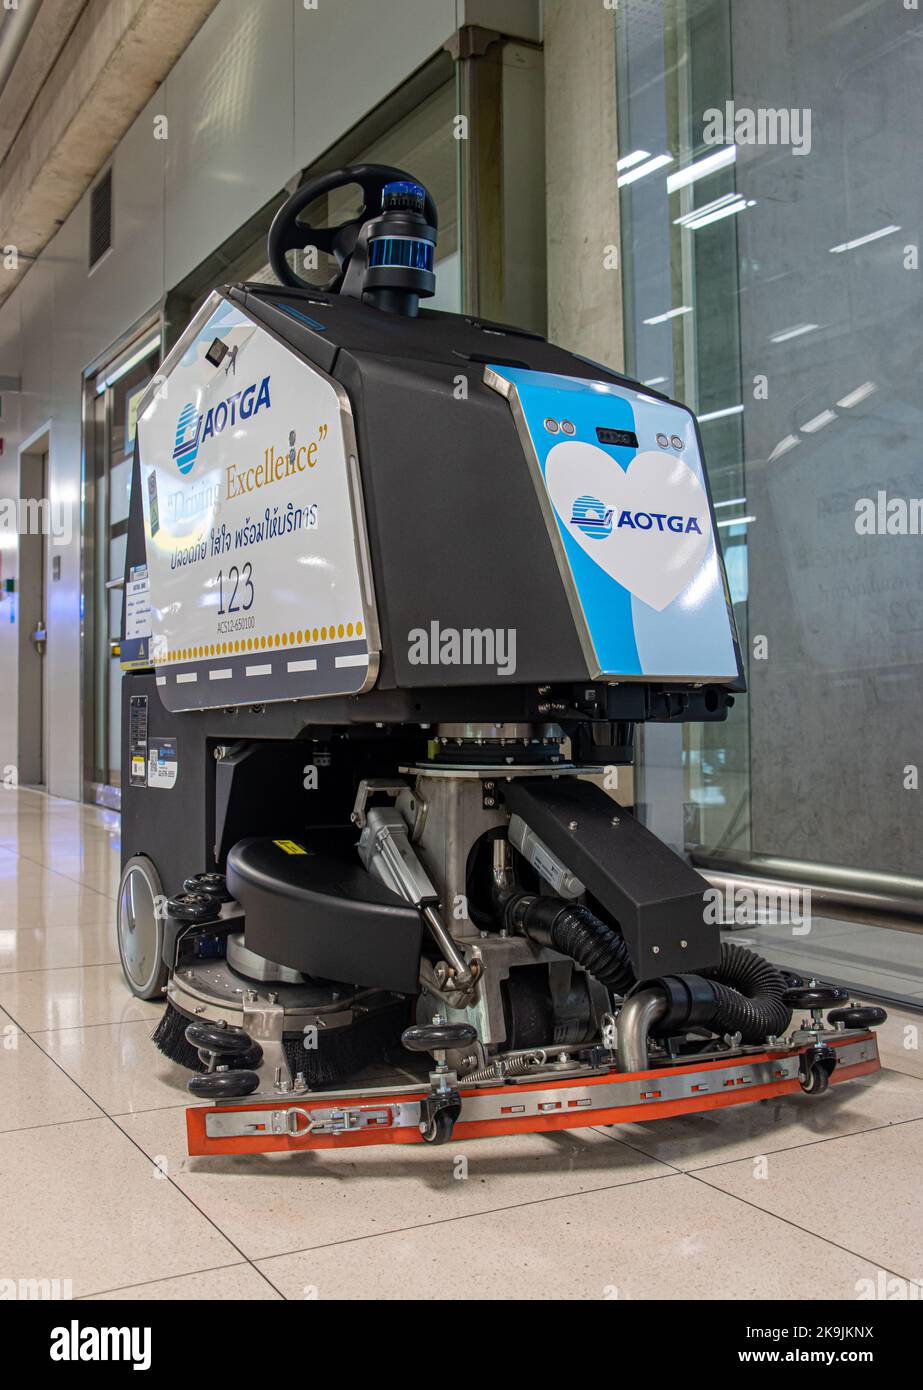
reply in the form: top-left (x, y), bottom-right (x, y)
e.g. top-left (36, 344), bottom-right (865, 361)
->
top-left (267, 163), bottom-right (438, 294)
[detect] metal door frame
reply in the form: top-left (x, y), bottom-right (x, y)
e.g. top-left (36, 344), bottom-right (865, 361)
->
top-left (16, 422), bottom-right (52, 789)
top-left (80, 311), bottom-right (163, 808)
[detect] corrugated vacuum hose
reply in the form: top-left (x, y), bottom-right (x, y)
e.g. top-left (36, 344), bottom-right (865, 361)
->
top-left (511, 894), bottom-right (792, 1047)
top-left (631, 943), bottom-right (794, 1048)
top-left (700, 941), bottom-right (793, 1042)
top-left (510, 895), bottom-right (636, 996)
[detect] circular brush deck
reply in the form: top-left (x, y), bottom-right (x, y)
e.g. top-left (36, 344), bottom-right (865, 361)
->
top-left (152, 959), bottom-right (409, 1087)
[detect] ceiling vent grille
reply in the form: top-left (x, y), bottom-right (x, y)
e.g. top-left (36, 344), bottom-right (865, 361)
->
top-left (89, 169), bottom-right (113, 270)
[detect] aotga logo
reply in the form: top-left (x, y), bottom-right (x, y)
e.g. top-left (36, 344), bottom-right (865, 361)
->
top-left (570, 495), bottom-right (614, 539)
top-left (173, 403), bottom-right (201, 475)
top-left (569, 495), bottom-right (702, 540)
top-left (172, 376), bottom-right (272, 475)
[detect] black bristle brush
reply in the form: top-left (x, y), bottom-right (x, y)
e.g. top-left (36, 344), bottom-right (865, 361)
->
top-left (152, 999), bottom-right (409, 1087)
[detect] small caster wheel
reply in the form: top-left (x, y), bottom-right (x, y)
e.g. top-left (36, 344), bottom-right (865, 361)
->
top-left (167, 892), bottom-right (221, 924)
top-left (402, 1022), bottom-right (478, 1053)
top-left (828, 1004), bottom-right (887, 1029)
top-left (183, 872), bottom-right (232, 903)
top-left (418, 1089), bottom-right (462, 1144)
top-left (185, 1020), bottom-right (254, 1055)
top-left (225, 1041), bottom-right (264, 1069)
top-left (800, 1063), bottom-right (830, 1095)
top-left (783, 985), bottom-right (849, 1010)
top-left (188, 1069), bottom-right (261, 1099)
top-left (420, 1108), bottom-right (458, 1144)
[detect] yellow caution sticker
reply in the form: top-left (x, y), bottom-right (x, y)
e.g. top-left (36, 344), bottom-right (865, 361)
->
top-left (273, 839), bottom-right (307, 855)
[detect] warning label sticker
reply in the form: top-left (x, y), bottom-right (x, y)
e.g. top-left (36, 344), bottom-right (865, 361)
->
top-left (125, 565), bottom-right (152, 641)
top-left (147, 738), bottom-right (178, 790)
top-left (129, 696), bottom-right (148, 788)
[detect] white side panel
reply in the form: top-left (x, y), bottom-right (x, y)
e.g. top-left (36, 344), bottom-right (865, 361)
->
top-left (136, 296), bottom-right (378, 711)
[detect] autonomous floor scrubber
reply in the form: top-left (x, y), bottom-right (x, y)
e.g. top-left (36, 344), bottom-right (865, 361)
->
top-left (117, 165), bottom-right (885, 1156)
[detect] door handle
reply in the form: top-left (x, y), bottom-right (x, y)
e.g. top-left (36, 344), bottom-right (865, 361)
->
top-left (30, 620), bottom-right (47, 656)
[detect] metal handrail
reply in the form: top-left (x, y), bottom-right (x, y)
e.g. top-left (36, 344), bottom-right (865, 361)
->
top-left (691, 851), bottom-right (923, 929)
top-left (691, 849), bottom-right (923, 904)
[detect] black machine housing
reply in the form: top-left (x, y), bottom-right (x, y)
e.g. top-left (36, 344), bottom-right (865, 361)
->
top-left (120, 165), bottom-right (745, 1072)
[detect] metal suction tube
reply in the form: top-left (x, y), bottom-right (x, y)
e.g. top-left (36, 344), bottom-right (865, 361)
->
top-left (616, 990), bottom-right (668, 1073)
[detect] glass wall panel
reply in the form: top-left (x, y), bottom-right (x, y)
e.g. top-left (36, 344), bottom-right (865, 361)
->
top-left (86, 340), bottom-right (160, 798)
top-left (616, 0), bottom-right (923, 882)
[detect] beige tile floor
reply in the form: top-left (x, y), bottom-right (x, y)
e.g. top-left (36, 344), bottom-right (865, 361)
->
top-left (0, 786), bottom-right (921, 1300)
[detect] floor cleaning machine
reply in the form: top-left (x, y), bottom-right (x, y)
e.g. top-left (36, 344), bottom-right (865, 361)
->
top-left (117, 165), bottom-right (885, 1156)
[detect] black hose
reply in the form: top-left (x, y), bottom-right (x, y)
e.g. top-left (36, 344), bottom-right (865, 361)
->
top-left (510, 895), bottom-right (636, 996)
top-left (699, 941), bottom-right (792, 1043)
top-left (507, 893), bottom-right (790, 1045)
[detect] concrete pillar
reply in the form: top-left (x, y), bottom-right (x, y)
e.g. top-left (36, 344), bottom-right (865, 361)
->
top-left (544, 4), bottom-right (685, 851)
top-left (543, 0), bottom-right (624, 370)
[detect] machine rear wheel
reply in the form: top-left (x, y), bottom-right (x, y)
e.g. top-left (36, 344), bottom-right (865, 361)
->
top-left (117, 856), bottom-right (168, 1000)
